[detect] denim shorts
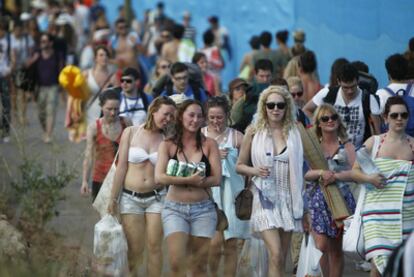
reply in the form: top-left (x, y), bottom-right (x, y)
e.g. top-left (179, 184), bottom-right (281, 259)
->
top-left (162, 199), bottom-right (217, 238)
top-left (119, 190), bottom-right (166, 215)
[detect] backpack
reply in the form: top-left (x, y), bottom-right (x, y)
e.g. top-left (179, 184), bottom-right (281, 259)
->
top-left (152, 62), bottom-right (205, 100)
top-left (384, 83), bottom-right (414, 136)
top-left (358, 71), bottom-right (378, 95)
top-left (323, 86), bottom-right (378, 141)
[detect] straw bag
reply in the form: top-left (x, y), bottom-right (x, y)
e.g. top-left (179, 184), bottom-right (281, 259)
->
top-left (235, 176), bottom-right (253, 220)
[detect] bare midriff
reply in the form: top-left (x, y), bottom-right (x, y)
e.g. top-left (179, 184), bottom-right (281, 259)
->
top-left (123, 161), bottom-right (159, 193)
top-left (165, 185), bottom-right (209, 203)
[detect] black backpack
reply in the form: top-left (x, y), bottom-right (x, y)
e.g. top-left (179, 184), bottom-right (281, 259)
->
top-left (323, 86), bottom-right (379, 141)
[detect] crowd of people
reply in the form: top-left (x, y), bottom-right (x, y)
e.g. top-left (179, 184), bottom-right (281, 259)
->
top-left (1, 1), bottom-right (414, 276)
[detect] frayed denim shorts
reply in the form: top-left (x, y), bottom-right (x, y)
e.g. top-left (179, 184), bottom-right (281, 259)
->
top-left (119, 190), bottom-right (166, 215)
top-left (162, 199), bottom-right (217, 238)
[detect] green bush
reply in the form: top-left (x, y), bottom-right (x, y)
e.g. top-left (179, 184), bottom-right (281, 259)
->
top-left (11, 159), bottom-right (76, 232)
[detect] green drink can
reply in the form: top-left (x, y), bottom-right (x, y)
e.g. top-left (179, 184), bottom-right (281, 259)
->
top-left (185, 162), bottom-right (197, 177)
top-left (176, 161), bottom-right (188, 177)
top-left (197, 162), bottom-right (206, 177)
top-left (166, 159), bottom-right (178, 176)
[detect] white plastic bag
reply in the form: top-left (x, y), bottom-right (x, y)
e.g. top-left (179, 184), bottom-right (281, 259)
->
top-left (93, 215), bottom-right (128, 276)
top-left (237, 237), bottom-right (268, 277)
top-left (93, 161), bottom-right (116, 217)
top-left (342, 184), bottom-right (366, 260)
top-left (296, 233), bottom-right (322, 277)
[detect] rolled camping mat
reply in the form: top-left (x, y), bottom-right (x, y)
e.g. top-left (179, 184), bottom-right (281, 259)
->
top-left (297, 123), bottom-right (350, 227)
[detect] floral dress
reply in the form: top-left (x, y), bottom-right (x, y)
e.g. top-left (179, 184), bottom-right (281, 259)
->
top-left (306, 143), bottom-right (356, 238)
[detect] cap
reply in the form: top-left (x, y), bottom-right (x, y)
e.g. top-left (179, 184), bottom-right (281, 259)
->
top-left (293, 29), bottom-right (305, 43)
top-left (183, 11), bottom-right (191, 19)
top-left (229, 78), bottom-right (248, 92)
top-left (20, 12), bottom-right (32, 21)
top-left (208, 16), bottom-right (218, 24)
top-left (31, 0), bottom-right (47, 9)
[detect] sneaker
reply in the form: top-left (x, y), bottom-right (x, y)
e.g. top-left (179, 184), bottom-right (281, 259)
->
top-left (2, 136), bottom-right (10, 143)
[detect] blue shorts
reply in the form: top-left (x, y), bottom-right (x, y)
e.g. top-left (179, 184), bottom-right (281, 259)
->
top-left (162, 199), bottom-right (217, 238)
top-left (119, 191), bottom-right (166, 215)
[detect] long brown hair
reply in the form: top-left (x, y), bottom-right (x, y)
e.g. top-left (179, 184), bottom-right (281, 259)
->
top-left (143, 96), bottom-right (176, 131)
top-left (172, 99), bottom-right (205, 150)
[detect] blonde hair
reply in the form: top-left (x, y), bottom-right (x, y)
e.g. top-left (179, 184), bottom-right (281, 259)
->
top-left (283, 56), bottom-right (300, 79)
top-left (143, 96), bottom-right (176, 131)
top-left (286, 76), bottom-right (303, 92)
top-left (313, 103), bottom-right (348, 142)
top-left (254, 85), bottom-right (296, 137)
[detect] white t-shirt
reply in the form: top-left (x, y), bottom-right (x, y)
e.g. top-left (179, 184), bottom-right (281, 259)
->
top-left (376, 83), bottom-right (414, 113)
top-left (11, 34), bottom-right (34, 68)
top-left (312, 87), bottom-right (381, 148)
top-left (0, 35), bottom-right (11, 77)
top-left (119, 93), bottom-right (147, 126)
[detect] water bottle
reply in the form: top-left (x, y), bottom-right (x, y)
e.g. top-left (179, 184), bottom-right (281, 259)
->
top-left (261, 152), bottom-right (275, 200)
top-left (265, 152), bottom-right (273, 179)
top-left (356, 146), bottom-right (380, 175)
top-left (356, 146), bottom-right (380, 190)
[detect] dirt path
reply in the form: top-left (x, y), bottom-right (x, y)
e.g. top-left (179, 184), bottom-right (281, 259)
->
top-left (0, 99), bottom-right (368, 276)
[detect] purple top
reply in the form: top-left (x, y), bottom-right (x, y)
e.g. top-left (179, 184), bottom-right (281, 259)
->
top-left (36, 51), bottom-right (62, 86)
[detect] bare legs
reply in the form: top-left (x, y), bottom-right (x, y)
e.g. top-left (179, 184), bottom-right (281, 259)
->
top-left (166, 232), bottom-right (211, 277)
top-left (261, 229), bottom-right (292, 277)
top-left (312, 231), bottom-right (344, 277)
top-left (121, 213), bottom-right (163, 276)
top-left (209, 231), bottom-right (241, 277)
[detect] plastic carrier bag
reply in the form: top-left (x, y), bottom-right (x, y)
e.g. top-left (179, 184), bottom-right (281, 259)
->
top-left (296, 233), bottom-right (322, 277)
top-left (93, 215), bottom-right (128, 276)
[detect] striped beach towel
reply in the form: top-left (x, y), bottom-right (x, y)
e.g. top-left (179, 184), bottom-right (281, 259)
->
top-left (362, 156), bottom-right (414, 273)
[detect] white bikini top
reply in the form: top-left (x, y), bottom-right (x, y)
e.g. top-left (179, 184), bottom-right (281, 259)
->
top-left (128, 147), bottom-right (158, 165)
top-left (127, 125), bottom-right (158, 165)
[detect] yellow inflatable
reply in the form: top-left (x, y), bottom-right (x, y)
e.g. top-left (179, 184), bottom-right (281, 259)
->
top-left (59, 65), bottom-right (90, 142)
top-left (59, 65), bottom-right (90, 100)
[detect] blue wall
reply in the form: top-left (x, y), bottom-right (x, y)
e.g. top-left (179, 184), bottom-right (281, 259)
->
top-left (102, 0), bottom-right (414, 88)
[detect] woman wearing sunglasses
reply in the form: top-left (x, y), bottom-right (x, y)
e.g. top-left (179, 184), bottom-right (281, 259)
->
top-left (352, 96), bottom-right (414, 277)
top-left (108, 96), bottom-right (176, 275)
top-left (144, 58), bottom-right (171, 94)
top-left (304, 103), bottom-right (357, 277)
top-left (201, 96), bottom-right (249, 277)
top-left (155, 99), bottom-right (222, 276)
top-left (237, 85), bottom-right (304, 276)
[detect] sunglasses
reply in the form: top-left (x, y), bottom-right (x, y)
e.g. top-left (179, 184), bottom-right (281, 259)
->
top-left (266, 102), bottom-right (286, 110)
top-left (121, 78), bottom-right (133, 84)
top-left (159, 65), bottom-right (169, 69)
top-left (389, 112), bottom-right (409, 120)
top-left (320, 114), bottom-right (339, 123)
top-left (291, 91), bottom-right (303, 98)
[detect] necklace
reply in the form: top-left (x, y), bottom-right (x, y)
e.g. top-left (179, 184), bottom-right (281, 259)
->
top-left (102, 118), bottom-right (121, 140)
top-left (208, 126), bottom-right (228, 143)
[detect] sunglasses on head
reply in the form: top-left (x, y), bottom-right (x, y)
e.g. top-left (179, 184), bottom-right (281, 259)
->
top-left (266, 102), bottom-right (286, 110)
top-left (121, 78), bottom-right (133, 84)
top-left (291, 91), bottom-right (303, 98)
top-left (389, 112), bottom-right (409, 120)
top-left (320, 114), bottom-right (339, 123)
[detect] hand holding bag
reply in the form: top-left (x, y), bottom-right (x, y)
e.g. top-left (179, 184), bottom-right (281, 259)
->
top-left (235, 176), bottom-right (253, 220)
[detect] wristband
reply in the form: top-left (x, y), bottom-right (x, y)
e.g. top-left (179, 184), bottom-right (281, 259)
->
top-left (318, 170), bottom-right (324, 182)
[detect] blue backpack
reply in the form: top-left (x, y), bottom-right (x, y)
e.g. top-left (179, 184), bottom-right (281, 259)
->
top-left (384, 83), bottom-right (414, 136)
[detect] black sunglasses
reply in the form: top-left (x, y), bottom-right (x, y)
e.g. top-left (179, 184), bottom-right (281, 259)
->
top-left (291, 91), bottom-right (303, 98)
top-left (320, 114), bottom-right (339, 123)
top-left (389, 112), bottom-right (409, 120)
top-left (266, 102), bottom-right (286, 110)
top-left (121, 78), bottom-right (133, 84)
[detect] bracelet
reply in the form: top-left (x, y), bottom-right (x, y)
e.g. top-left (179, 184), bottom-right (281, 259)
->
top-left (318, 170), bottom-right (324, 182)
